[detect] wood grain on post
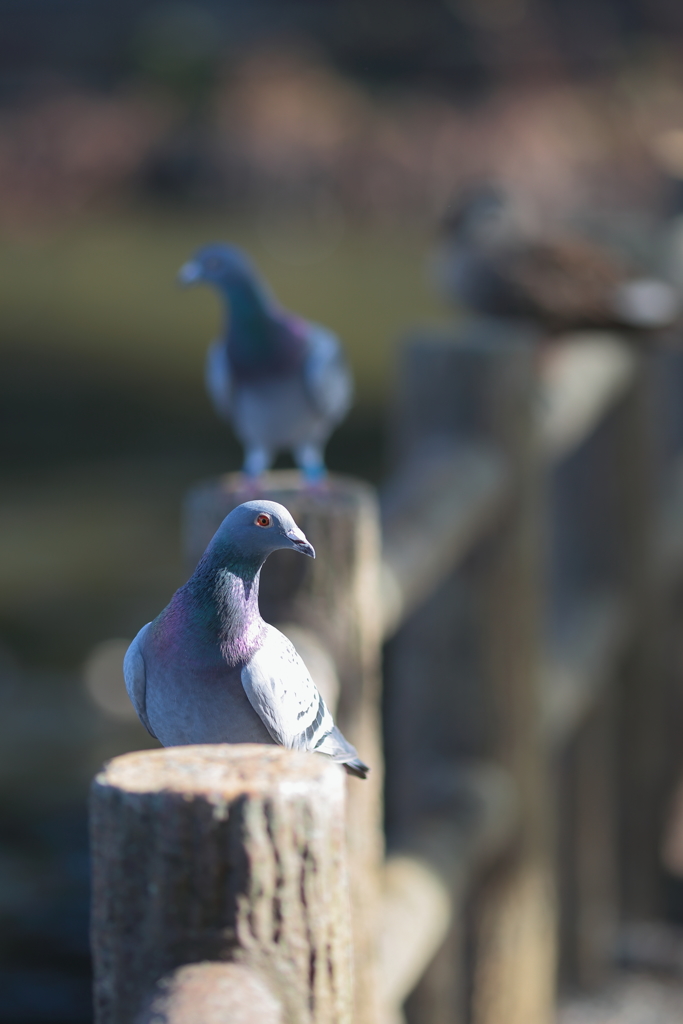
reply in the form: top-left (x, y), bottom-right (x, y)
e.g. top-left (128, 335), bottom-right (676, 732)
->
top-left (90, 745), bottom-right (352, 1024)
top-left (183, 473), bottom-right (384, 1024)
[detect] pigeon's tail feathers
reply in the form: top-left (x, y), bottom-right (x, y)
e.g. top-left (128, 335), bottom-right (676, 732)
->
top-left (316, 725), bottom-right (369, 780)
top-left (314, 724), bottom-right (356, 760)
top-left (343, 757), bottom-right (370, 780)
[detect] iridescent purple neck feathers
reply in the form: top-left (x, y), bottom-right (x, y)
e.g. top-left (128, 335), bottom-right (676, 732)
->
top-left (214, 568), bottom-right (265, 666)
top-left (224, 295), bottom-right (307, 382)
top-left (174, 543), bottom-right (266, 667)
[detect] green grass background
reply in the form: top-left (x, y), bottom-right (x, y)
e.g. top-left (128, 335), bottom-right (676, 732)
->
top-left (0, 212), bottom-right (448, 405)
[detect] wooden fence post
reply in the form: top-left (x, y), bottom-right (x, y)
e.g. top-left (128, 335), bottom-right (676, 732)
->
top-left (183, 473), bottom-right (384, 1024)
top-left (90, 745), bottom-right (353, 1024)
top-left (385, 324), bottom-right (555, 1024)
top-left (616, 352), bottom-right (670, 921)
top-left (543, 342), bottom-right (637, 990)
top-left (470, 335), bottom-right (555, 1024)
top-left (555, 688), bottom-right (618, 989)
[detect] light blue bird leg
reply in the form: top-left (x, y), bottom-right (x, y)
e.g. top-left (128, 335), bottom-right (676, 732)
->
top-left (294, 443), bottom-right (327, 486)
top-left (243, 446), bottom-right (272, 482)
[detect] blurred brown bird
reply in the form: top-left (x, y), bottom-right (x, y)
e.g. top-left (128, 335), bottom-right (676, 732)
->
top-left (432, 185), bottom-right (680, 333)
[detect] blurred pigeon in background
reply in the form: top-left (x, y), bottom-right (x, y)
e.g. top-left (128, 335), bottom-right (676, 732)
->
top-left (124, 500), bottom-right (368, 778)
top-left (178, 244), bottom-right (353, 484)
top-left (431, 184), bottom-right (680, 332)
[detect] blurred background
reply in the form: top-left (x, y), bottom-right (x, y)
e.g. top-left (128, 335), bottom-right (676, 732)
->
top-left (6, 0), bottom-right (683, 1021)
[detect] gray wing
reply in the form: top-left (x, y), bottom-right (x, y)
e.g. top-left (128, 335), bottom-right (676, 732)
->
top-left (240, 624), bottom-right (335, 751)
top-left (302, 324), bottom-right (353, 424)
top-left (123, 622), bottom-right (158, 739)
top-left (205, 339), bottom-right (233, 421)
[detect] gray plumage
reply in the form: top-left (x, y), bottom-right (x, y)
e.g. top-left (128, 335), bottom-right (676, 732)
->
top-left (124, 499), bottom-right (368, 778)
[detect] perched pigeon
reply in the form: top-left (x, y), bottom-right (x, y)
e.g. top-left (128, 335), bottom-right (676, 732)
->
top-left (178, 244), bottom-right (353, 483)
top-left (124, 500), bottom-right (368, 779)
top-left (432, 185), bottom-right (680, 332)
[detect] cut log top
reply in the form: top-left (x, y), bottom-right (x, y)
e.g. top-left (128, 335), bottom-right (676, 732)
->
top-left (95, 744), bottom-right (344, 801)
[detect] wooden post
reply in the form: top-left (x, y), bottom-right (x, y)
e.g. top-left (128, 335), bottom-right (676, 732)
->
top-left (555, 689), bottom-right (618, 990)
top-left (379, 855), bottom-right (453, 1023)
top-left (543, 365), bottom-right (626, 991)
top-left (378, 765), bottom-right (518, 1024)
top-left (464, 339), bottom-right (556, 1024)
top-left (90, 745), bottom-right (353, 1024)
top-left (386, 324), bottom-right (556, 1024)
top-left (183, 473), bottom-right (384, 1024)
top-left (615, 353), bottom-right (669, 921)
top-left (657, 349), bottom-right (683, 884)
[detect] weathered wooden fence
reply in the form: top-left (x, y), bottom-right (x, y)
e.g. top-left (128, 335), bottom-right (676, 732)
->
top-left (90, 318), bottom-right (683, 1023)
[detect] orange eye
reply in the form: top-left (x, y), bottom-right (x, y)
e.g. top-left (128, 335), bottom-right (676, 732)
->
top-left (255, 513), bottom-right (271, 528)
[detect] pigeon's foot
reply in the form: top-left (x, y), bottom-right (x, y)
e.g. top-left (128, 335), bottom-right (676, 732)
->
top-left (295, 444), bottom-right (327, 490)
top-left (303, 473), bottom-right (330, 494)
top-left (242, 446), bottom-right (272, 482)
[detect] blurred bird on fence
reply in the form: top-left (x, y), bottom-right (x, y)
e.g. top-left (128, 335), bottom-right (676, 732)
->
top-left (178, 244), bottom-right (353, 485)
top-left (431, 185), bottom-right (680, 333)
top-left (124, 500), bottom-right (369, 778)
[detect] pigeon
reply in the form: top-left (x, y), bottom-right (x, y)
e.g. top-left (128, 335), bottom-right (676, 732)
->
top-left (432, 185), bottom-right (680, 332)
top-left (124, 500), bottom-right (368, 779)
top-left (178, 244), bottom-right (353, 483)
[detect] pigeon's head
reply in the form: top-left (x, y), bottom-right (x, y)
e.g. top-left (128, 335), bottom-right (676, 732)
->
top-left (222, 500), bottom-right (315, 561)
top-left (178, 244), bottom-right (254, 289)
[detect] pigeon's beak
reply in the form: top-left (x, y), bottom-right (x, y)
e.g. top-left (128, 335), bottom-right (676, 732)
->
top-left (286, 527), bottom-right (315, 559)
top-left (177, 260), bottom-right (203, 286)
